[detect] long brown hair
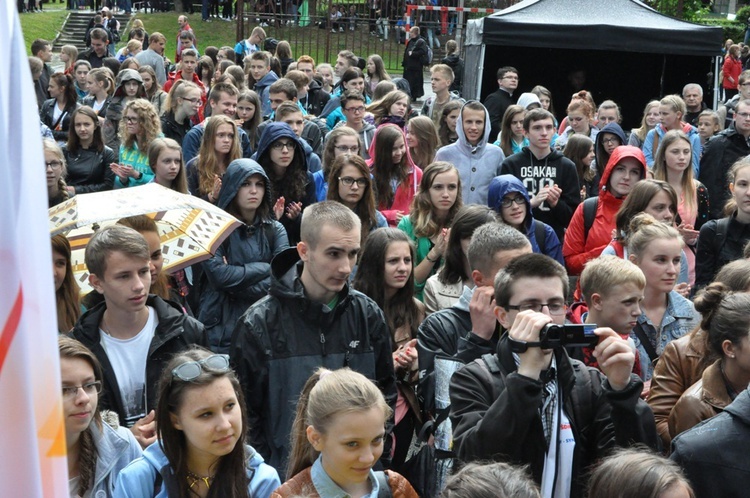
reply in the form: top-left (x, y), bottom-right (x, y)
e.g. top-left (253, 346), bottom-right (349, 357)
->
top-left (53, 235), bottom-right (81, 332)
top-left (410, 161), bottom-right (462, 238)
top-left (562, 134), bottom-right (595, 185)
top-left (407, 115), bottom-right (439, 169)
top-left (652, 130), bottom-right (696, 216)
top-left (148, 137), bottom-right (189, 194)
top-left (59, 336), bottom-right (103, 497)
top-left (326, 154), bottom-right (379, 244)
top-left (116, 215), bottom-right (170, 300)
top-left (197, 115), bottom-right (242, 196)
top-left (369, 124), bottom-right (415, 210)
top-left (156, 347), bottom-right (250, 498)
top-left (67, 106), bottom-right (105, 154)
top-left (499, 105), bottom-right (525, 157)
top-left (353, 228), bottom-right (422, 344)
top-left (438, 100), bottom-right (462, 147)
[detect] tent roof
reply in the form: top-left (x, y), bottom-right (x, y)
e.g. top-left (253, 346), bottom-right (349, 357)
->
top-left (482, 0), bottom-right (723, 56)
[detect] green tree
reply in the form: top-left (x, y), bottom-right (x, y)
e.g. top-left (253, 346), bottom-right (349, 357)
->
top-left (646, 0), bottom-right (710, 21)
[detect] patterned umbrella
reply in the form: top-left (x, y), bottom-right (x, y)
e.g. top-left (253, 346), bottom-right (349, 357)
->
top-left (49, 183), bottom-right (242, 294)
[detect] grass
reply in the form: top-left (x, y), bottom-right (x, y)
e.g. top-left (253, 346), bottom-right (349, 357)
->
top-left (19, 10), bottom-right (69, 54)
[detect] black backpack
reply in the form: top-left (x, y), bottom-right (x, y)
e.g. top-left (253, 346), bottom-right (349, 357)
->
top-left (581, 196), bottom-right (599, 243)
top-left (533, 219), bottom-right (547, 254)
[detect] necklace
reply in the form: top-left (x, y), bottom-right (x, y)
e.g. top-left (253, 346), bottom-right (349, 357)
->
top-left (186, 470), bottom-right (214, 490)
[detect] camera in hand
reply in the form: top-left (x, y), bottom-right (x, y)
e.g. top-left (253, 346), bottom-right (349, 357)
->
top-left (539, 324), bottom-right (598, 349)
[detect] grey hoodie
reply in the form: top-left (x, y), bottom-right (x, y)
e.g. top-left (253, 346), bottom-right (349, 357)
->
top-left (434, 101), bottom-right (505, 205)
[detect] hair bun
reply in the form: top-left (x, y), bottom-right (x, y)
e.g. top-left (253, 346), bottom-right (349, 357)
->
top-left (694, 282), bottom-right (730, 331)
top-left (628, 212), bottom-right (657, 235)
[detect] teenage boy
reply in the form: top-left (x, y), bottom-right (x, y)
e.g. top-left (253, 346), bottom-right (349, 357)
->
top-left (254, 79), bottom-right (324, 161)
top-left (449, 253), bottom-right (658, 497)
top-left (182, 82), bottom-right (253, 163)
top-left (577, 255), bottom-right (645, 373)
top-left (418, 221), bottom-right (531, 417)
top-left (332, 50), bottom-right (359, 96)
top-left (249, 51), bottom-right (279, 116)
top-left (327, 91), bottom-right (376, 159)
top-left (70, 226), bottom-right (207, 447)
top-left (231, 201), bottom-right (397, 473)
top-left (296, 56), bottom-right (330, 116)
top-left (421, 64), bottom-right (464, 127)
top-left (435, 101), bottom-right (504, 205)
top-left (31, 38), bottom-right (52, 103)
top-left (77, 28), bottom-right (109, 69)
top-left (483, 66), bottom-right (518, 140)
top-left (234, 26), bottom-right (266, 68)
top-left (501, 108), bottom-right (580, 242)
top-left (163, 48), bottom-right (204, 93)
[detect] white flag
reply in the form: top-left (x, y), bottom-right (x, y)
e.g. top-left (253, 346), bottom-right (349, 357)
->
top-left (0, 3), bottom-right (69, 497)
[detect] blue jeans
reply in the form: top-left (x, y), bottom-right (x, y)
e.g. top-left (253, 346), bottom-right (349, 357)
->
top-left (202, 0), bottom-right (210, 20)
top-left (427, 27), bottom-right (440, 48)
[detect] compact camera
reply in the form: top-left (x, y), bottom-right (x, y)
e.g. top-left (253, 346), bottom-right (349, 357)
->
top-left (539, 323), bottom-right (598, 349)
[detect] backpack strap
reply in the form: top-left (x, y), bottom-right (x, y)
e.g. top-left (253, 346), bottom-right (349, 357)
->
top-left (582, 196), bottom-right (599, 243)
top-left (632, 322), bottom-right (659, 363)
top-left (375, 471), bottom-right (392, 498)
top-left (534, 220), bottom-right (547, 254)
top-left (480, 353), bottom-right (501, 374)
top-left (652, 132), bottom-right (660, 159)
top-left (713, 217), bottom-right (731, 258)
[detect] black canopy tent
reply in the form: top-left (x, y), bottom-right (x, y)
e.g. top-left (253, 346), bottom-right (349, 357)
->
top-left (463, 0), bottom-right (724, 129)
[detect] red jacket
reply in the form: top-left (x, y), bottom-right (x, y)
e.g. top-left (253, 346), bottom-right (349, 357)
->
top-left (723, 55), bottom-right (742, 90)
top-left (563, 146), bottom-right (647, 275)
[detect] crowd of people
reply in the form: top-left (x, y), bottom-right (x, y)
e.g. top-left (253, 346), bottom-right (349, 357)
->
top-left (32, 8), bottom-right (750, 498)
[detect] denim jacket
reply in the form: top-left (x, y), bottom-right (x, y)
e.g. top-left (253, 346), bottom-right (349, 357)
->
top-left (631, 291), bottom-right (699, 381)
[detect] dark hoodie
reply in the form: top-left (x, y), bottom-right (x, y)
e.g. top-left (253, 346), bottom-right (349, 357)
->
top-left (299, 78), bottom-right (331, 117)
top-left (230, 246), bottom-right (397, 473)
top-left (487, 175), bottom-right (564, 265)
top-left (102, 69), bottom-right (147, 152)
top-left (199, 159), bottom-right (289, 353)
top-left (592, 122), bottom-right (627, 190)
top-left (255, 122), bottom-right (316, 244)
top-left (563, 146), bottom-right (647, 276)
top-left (500, 144), bottom-right (580, 242)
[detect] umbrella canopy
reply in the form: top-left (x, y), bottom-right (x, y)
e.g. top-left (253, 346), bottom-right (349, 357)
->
top-left (49, 183), bottom-right (242, 293)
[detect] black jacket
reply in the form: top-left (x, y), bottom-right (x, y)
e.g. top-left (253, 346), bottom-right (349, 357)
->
top-left (402, 36), bottom-right (427, 71)
top-left (160, 110), bottom-right (193, 146)
top-left (62, 144), bottom-right (116, 194)
top-left (450, 335), bottom-right (658, 497)
top-left (483, 87), bottom-right (514, 142)
top-left (40, 98), bottom-right (80, 141)
top-left (299, 78), bottom-right (331, 118)
top-left (698, 125), bottom-right (750, 219)
top-left (81, 95), bottom-right (112, 118)
top-left (671, 388), bottom-right (750, 498)
top-left (441, 53), bottom-right (463, 93)
top-left (69, 295), bottom-right (208, 426)
top-left (230, 247), bottom-right (397, 473)
top-left (695, 212), bottom-right (750, 289)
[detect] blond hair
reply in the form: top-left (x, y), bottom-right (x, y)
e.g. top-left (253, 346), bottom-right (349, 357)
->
top-left (580, 255), bottom-right (645, 303)
top-left (627, 213), bottom-right (683, 258)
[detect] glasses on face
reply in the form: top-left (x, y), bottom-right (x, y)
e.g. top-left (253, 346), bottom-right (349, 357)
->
top-left (181, 97), bottom-right (201, 105)
top-left (338, 176), bottom-right (368, 187)
top-left (45, 161), bottom-right (63, 170)
top-left (271, 141), bottom-right (295, 151)
top-left (736, 112), bottom-right (750, 120)
top-left (334, 145), bottom-right (359, 153)
top-left (172, 354), bottom-right (231, 381)
top-left (125, 116), bottom-right (139, 124)
top-left (344, 106), bottom-right (366, 114)
top-left (506, 302), bottom-right (567, 315)
top-left (62, 381), bottom-right (102, 400)
top-left (602, 137), bottom-right (620, 145)
top-left (501, 195), bottom-right (525, 208)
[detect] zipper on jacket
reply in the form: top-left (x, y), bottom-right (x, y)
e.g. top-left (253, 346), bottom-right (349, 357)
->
top-left (320, 331), bottom-right (326, 356)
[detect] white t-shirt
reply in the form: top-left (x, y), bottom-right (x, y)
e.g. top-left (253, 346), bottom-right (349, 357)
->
top-left (100, 307), bottom-right (158, 427)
